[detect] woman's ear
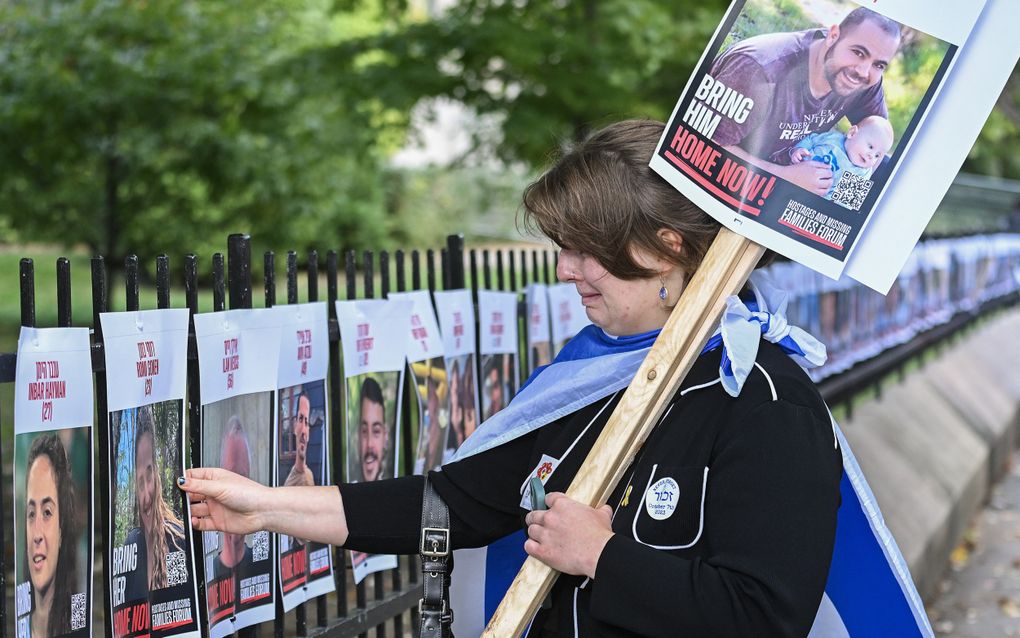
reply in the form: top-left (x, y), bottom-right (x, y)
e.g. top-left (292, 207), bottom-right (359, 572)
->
top-left (657, 229), bottom-right (684, 256)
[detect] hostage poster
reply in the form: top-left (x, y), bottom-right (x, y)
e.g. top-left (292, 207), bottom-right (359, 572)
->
top-left (388, 290), bottom-right (451, 475)
top-left (546, 283), bottom-right (588, 356)
top-left (101, 309), bottom-right (200, 638)
top-left (477, 290), bottom-right (519, 421)
top-left (193, 309), bottom-right (281, 638)
top-left (14, 327), bottom-right (94, 638)
top-left (650, 0), bottom-right (985, 281)
top-left (525, 284), bottom-right (552, 374)
top-left (432, 289), bottom-right (480, 459)
top-left (336, 298), bottom-right (411, 584)
top-left (272, 302), bottom-right (335, 610)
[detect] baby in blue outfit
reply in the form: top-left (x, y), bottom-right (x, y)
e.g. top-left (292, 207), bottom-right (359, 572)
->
top-left (789, 115), bottom-right (894, 201)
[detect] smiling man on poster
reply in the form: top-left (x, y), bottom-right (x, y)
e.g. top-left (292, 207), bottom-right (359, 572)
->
top-left (707, 7), bottom-right (901, 195)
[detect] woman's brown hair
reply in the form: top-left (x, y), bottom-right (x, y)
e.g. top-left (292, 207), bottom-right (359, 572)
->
top-left (521, 119), bottom-right (721, 280)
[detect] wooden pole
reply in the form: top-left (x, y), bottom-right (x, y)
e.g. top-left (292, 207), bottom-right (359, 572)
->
top-left (482, 228), bottom-right (764, 637)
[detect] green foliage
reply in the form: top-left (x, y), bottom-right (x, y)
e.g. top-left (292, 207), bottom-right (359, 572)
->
top-left (881, 29), bottom-right (950, 145)
top-left (0, 0), bottom-right (390, 269)
top-left (313, 0), bottom-right (728, 167)
top-left (720, 0), bottom-right (806, 53)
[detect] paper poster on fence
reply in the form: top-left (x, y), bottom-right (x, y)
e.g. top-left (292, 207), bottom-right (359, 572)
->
top-left (546, 283), bottom-right (589, 356)
top-left (336, 299), bottom-right (410, 584)
top-left (650, 0), bottom-right (986, 283)
top-left (477, 290), bottom-right (519, 421)
top-left (433, 289), bottom-right (480, 459)
top-left (193, 309), bottom-right (280, 638)
top-left (14, 327), bottom-right (94, 638)
top-left (100, 309), bottom-right (200, 638)
top-left (271, 302), bottom-right (335, 611)
top-left (525, 284), bottom-right (552, 374)
top-left (389, 291), bottom-right (451, 475)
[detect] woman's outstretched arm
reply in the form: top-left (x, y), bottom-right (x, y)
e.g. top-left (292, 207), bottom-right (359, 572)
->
top-left (179, 467), bottom-right (349, 546)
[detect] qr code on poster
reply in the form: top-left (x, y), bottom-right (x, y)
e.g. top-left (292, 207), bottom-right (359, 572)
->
top-left (70, 593), bottom-right (87, 631)
top-left (166, 550), bottom-right (188, 587)
top-left (830, 171), bottom-right (873, 211)
top-left (252, 531), bottom-right (270, 562)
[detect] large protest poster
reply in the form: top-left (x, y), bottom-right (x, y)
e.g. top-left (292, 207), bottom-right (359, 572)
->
top-left (545, 283), bottom-right (588, 355)
top-left (272, 302), bottom-right (335, 610)
top-left (477, 290), bottom-right (519, 421)
top-left (651, 0), bottom-right (985, 282)
top-left (433, 290), bottom-right (480, 459)
top-left (193, 309), bottom-right (280, 638)
top-left (14, 327), bottom-right (93, 638)
top-left (336, 298), bottom-right (411, 583)
top-left (389, 290), bottom-right (450, 475)
top-left (525, 284), bottom-right (552, 374)
top-left (101, 309), bottom-right (200, 638)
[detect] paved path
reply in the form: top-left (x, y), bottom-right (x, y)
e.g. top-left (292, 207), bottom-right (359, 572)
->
top-left (928, 450), bottom-right (1020, 636)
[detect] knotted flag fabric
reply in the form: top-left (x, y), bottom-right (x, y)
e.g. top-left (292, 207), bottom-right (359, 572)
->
top-left (448, 272), bottom-right (930, 637)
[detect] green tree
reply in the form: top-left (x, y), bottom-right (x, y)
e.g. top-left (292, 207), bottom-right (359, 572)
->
top-left (0, 0), bottom-right (390, 271)
top-left (312, 0), bottom-right (728, 167)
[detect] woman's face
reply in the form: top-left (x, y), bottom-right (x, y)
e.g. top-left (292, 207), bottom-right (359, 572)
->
top-left (556, 247), bottom-right (672, 336)
top-left (135, 431), bottom-right (157, 536)
top-left (26, 456), bottom-right (61, 597)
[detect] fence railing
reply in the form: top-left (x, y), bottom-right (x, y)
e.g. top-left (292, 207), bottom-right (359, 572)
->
top-left (2, 229), bottom-right (1019, 638)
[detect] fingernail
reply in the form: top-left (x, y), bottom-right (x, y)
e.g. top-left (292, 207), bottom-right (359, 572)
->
top-left (177, 476), bottom-right (186, 486)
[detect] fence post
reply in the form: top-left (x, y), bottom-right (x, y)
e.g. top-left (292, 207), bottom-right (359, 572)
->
top-left (7, 258), bottom-right (35, 638)
top-left (445, 235), bottom-right (465, 289)
top-left (325, 250), bottom-right (347, 624)
top-left (227, 234), bottom-right (261, 638)
top-left (86, 256), bottom-right (114, 638)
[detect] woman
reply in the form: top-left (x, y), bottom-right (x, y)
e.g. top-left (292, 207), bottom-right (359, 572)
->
top-left (181, 120), bottom-right (841, 636)
top-left (129, 406), bottom-right (187, 592)
top-left (24, 433), bottom-right (79, 638)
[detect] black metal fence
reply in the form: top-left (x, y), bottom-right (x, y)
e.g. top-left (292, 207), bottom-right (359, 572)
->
top-left (1, 230), bottom-right (1018, 638)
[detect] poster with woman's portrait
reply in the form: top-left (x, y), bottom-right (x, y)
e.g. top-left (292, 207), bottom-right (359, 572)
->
top-left (525, 284), bottom-right (553, 374)
top-left (652, 0), bottom-right (983, 284)
top-left (478, 290), bottom-right (519, 421)
top-left (336, 298), bottom-right (411, 584)
top-left (433, 290), bottom-right (481, 458)
top-left (193, 309), bottom-right (281, 638)
top-left (101, 309), bottom-right (199, 638)
top-left (272, 302), bottom-right (335, 610)
top-left (14, 327), bottom-right (94, 638)
top-left (389, 290), bottom-right (450, 475)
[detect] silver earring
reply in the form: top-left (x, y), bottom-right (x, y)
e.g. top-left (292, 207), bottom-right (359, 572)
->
top-left (658, 275), bottom-right (668, 302)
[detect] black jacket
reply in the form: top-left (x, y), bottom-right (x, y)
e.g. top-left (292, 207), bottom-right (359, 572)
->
top-left (341, 342), bottom-right (842, 637)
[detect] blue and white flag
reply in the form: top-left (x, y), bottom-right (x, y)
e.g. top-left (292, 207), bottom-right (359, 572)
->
top-left (450, 273), bottom-right (930, 637)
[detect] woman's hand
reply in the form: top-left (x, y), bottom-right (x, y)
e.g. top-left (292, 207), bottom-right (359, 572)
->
top-left (524, 492), bottom-right (614, 579)
top-left (179, 467), bottom-right (270, 535)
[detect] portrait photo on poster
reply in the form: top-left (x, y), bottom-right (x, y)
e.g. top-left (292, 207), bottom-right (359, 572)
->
top-left (410, 356), bottom-right (451, 475)
top-left (276, 379), bottom-right (335, 605)
top-left (442, 352), bottom-right (479, 461)
top-left (345, 372), bottom-right (401, 484)
top-left (200, 391), bottom-right (275, 637)
top-left (109, 400), bottom-right (199, 638)
top-left (14, 427), bottom-right (93, 638)
top-left (480, 353), bottom-right (516, 421)
top-left (344, 371), bottom-right (402, 583)
top-left (651, 0), bottom-right (977, 279)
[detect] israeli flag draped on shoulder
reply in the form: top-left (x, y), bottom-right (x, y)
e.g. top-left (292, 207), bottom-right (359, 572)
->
top-left (449, 272), bottom-right (932, 638)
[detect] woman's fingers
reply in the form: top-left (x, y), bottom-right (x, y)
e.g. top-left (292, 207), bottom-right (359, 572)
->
top-left (189, 501), bottom-right (211, 519)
